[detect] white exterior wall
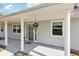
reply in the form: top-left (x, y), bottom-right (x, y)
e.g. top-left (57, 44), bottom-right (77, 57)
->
top-left (71, 18), bottom-right (79, 50)
top-left (8, 24), bottom-right (21, 40)
top-left (0, 24), bottom-right (21, 40)
top-left (0, 20), bottom-right (64, 47)
top-left (37, 20), bottom-right (64, 47)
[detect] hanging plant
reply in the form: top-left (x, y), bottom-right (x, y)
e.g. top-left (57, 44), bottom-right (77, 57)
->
top-left (33, 22), bottom-right (39, 41)
top-left (33, 22), bottom-right (39, 28)
top-left (33, 16), bottom-right (39, 41)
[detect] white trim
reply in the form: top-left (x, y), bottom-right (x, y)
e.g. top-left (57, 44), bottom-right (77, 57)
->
top-left (25, 23), bottom-right (28, 41)
top-left (21, 18), bottom-right (24, 51)
top-left (64, 11), bottom-right (70, 56)
top-left (51, 20), bottom-right (64, 38)
top-left (33, 28), bottom-right (37, 42)
top-left (5, 21), bottom-right (8, 46)
top-left (33, 28), bottom-right (36, 42)
top-left (25, 23), bottom-right (33, 41)
top-left (25, 23), bottom-right (37, 42)
top-left (24, 23), bottom-right (26, 40)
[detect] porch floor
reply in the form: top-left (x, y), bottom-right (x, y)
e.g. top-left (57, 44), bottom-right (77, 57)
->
top-left (0, 39), bottom-right (64, 56)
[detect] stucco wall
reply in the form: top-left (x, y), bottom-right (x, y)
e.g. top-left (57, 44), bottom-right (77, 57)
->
top-left (37, 20), bottom-right (64, 47)
top-left (71, 18), bottom-right (79, 50)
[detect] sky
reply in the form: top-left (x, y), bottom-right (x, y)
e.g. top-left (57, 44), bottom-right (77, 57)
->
top-left (0, 3), bottom-right (40, 15)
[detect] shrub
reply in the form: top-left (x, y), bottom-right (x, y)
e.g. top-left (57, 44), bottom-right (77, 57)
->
top-left (14, 51), bottom-right (31, 56)
top-left (0, 44), bottom-right (6, 49)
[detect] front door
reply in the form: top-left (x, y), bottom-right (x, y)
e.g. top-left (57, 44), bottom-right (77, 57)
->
top-left (25, 24), bottom-right (34, 41)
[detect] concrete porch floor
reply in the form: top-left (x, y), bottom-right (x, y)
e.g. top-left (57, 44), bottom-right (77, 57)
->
top-left (0, 39), bottom-right (64, 56)
top-left (0, 39), bottom-right (37, 53)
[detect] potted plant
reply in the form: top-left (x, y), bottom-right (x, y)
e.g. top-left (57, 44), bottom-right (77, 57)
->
top-left (33, 22), bottom-right (39, 28)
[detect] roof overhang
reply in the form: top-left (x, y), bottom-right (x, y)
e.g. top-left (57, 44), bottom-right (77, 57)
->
top-left (0, 3), bottom-right (75, 23)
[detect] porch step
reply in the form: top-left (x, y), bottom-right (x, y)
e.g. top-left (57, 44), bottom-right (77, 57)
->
top-left (29, 46), bottom-right (64, 56)
top-left (29, 51), bottom-right (42, 56)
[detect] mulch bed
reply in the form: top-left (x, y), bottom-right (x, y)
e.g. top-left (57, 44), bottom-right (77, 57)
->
top-left (71, 49), bottom-right (79, 56)
top-left (70, 53), bottom-right (78, 56)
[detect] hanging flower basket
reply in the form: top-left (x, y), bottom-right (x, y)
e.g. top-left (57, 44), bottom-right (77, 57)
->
top-left (33, 22), bottom-right (39, 28)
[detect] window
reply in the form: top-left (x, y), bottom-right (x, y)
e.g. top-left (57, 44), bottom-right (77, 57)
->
top-left (12, 24), bottom-right (21, 33)
top-left (0, 25), bottom-right (4, 32)
top-left (52, 20), bottom-right (63, 36)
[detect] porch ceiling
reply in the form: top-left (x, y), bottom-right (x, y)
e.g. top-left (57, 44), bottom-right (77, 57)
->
top-left (0, 3), bottom-right (75, 23)
top-left (71, 11), bottom-right (79, 19)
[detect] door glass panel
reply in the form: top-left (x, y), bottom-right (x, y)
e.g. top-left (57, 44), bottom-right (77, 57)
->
top-left (26, 24), bottom-right (33, 41)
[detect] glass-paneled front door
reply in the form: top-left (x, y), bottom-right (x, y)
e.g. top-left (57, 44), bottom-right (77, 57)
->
top-left (25, 24), bottom-right (34, 41)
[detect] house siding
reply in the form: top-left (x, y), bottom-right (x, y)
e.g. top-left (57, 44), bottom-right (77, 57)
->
top-left (37, 20), bottom-right (64, 47)
top-left (0, 24), bottom-right (21, 40)
top-left (8, 24), bottom-right (21, 40)
top-left (71, 18), bottom-right (79, 50)
top-left (0, 20), bottom-right (64, 47)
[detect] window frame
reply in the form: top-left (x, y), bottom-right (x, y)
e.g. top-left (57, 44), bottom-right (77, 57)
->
top-left (12, 24), bottom-right (21, 34)
top-left (51, 20), bottom-right (64, 37)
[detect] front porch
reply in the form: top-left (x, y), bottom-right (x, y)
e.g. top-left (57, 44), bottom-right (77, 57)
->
top-left (0, 39), bottom-right (64, 56)
top-left (0, 3), bottom-right (75, 56)
top-left (0, 12), bottom-right (70, 56)
top-left (0, 38), bottom-right (37, 53)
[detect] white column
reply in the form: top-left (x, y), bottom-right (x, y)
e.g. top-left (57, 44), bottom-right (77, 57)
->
top-left (21, 18), bottom-right (24, 51)
top-left (64, 11), bottom-right (70, 56)
top-left (5, 20), bottom-right (8, 46)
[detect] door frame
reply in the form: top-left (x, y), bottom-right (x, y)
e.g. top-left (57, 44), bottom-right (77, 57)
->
top-left (25, 23), bottom-right (37, 42)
